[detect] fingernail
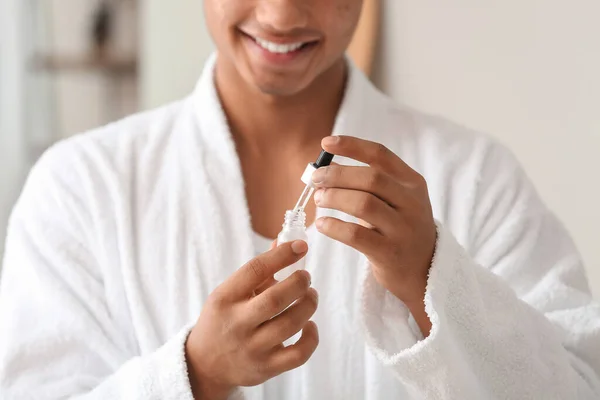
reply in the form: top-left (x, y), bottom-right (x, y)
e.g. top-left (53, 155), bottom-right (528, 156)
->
top-left (291, 240), bottom-right (308, 254)
top-left (311, 168), bottom-right (327, 184)
top-left (313, 190), bottom-right (323, 205)
top-left (322, 136), bottom-right (339, 146)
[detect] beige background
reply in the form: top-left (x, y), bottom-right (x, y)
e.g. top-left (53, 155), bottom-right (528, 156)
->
top-left (140, 1), bottom-right (600, 297)
top-left (372, 1), bottom-right (600, 296)
top-left (0, 0), bottom-right (137, 258)
top-left (140, 0), bottom-right (212, 110)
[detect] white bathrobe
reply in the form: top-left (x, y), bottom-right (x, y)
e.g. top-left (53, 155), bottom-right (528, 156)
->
top-left (1, 55), bottom-right (599, 400)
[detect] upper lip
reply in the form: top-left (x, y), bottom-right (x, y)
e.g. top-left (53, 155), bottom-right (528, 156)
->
top-left (239, 29), bottom-right (321, 45)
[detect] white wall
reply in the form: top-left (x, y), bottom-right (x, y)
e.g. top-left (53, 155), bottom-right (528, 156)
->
top-left (374, 1), bottom-right (600, 296)
top-left (47, 0), bottom-right (139, 138)
top-left (0, 0), bottom-right (139, 260)
top-left (0, 0), bottom-right (27, 258)
top-left (140, 0), bottom-right (214, 110)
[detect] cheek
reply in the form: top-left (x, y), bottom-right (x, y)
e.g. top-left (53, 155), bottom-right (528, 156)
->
top-left (204, 0), bottom-right (246, 42)
top-left (208, 0), bottom-right (236, 19)
top-left (322, 0), bottom-right (363, 49)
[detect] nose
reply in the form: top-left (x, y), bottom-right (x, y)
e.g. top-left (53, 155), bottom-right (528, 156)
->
top-left (255, 0), bottom-right (309, 35)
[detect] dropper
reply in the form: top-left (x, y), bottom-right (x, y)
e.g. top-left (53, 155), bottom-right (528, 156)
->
top-left (293, 150), bottom-right (335, 211)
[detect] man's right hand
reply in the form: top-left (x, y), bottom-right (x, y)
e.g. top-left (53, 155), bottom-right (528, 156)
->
top-left (185, 240), bottom-right (319, 400)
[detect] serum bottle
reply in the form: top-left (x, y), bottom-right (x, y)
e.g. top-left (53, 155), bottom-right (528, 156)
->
top-left (274, 150), bottom-right (334, 281)
top-left (274, 209), bottom-right (309, 281)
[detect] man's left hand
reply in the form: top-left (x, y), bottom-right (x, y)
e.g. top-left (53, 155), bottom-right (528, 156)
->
top-left (312, 136), bottom-right (437, 335)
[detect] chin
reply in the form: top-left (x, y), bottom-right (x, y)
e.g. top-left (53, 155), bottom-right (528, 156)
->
top-left (254, 81), bottom-right (307, 97)
top-left (249, 71), bottom-right (313, 97)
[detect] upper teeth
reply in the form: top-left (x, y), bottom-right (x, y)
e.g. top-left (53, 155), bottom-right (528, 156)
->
top-left (254, 38), bottom-right (305, 54)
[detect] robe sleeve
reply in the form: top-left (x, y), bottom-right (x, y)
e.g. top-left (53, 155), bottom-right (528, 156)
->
top-left (360, 143), bottom-right (600, 399)
top-left (0, 143), bottom-right (199, 400)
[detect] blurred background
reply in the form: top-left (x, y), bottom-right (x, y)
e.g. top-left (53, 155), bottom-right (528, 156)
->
top-left (0, 1), bottom-right (599, 296)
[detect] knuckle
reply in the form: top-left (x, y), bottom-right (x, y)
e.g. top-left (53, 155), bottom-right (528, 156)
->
top-left (320, 188), bottom-right (332, 205)
top-left (405, 173), bottom-right (427, 192)
top-left (320, 217), bottom-right (333, 232)
top-left (262, 293), bottom-right (284, 314)
top-left (247, 258), bottom-right (269, 281)
top-left (291, 270), bottom-right (311, 291)
top-left (307, 288), bottom-right (319, 308)
top-left (374, 143), bottom-right (390, 160)
top-left (207, 288), bottom-right (228, 309)
top-left (245, 337), bottom-right (262, 357)
top-left (321, 217), bottom-right (341, 234)
top-left (366, 170), bottom-right (384, 190)
top-left (249, 360), bottom-right (271, 383)
top-left (301, 297), bottom-right (319, 319)
top-left (308, 326), bottom-right (320, 348)
top-left (226, 311), bottom-right (247, 332)
top-left (279, 317), bottom-right (299, 337)
top-left (347, 224), bottom-right (365, 242)
top-left (414, 173), bottom-right (427, 188)
top-left (327, 165), bottom-right (342, 181)
top-left (291, 345), bottom-right (314, 366)
top-left (356, 194), bottom-right (377, 216)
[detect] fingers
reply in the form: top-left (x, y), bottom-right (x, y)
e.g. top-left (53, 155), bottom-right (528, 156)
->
top-left (254, 277), bottom-right (278, 296)
top-left (251, 287), bottom-right (318, 349)
top-left (315, 216), bottom-right (384, 257)
top-left (252, 241), bottom-right (288, 296)
top-left (314, 188), bottom-right (399, 236)
top-left (311, 165), bottom-right (405, 209)
top-left (267, 321), bottom-right (319, 374)
top-left (222, 241), bottom-right (308, 300)
top-left (321, 136), bottom-right (416, 181)
top-left (249, 270), bottom-right (313, 323)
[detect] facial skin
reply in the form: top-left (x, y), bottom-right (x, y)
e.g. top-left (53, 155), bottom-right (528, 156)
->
top-left (204, 0), bottom-right (364, 97)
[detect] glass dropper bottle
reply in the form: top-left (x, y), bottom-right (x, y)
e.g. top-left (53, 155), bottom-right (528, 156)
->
top-left (274, 150), bottom-right (334, 281)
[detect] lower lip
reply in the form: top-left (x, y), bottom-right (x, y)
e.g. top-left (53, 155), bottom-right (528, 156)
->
top-left (242, 33), bottom-right (317, 66)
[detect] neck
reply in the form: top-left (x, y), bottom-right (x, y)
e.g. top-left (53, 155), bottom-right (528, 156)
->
top-left (214, 55), bottom-right (348, 155)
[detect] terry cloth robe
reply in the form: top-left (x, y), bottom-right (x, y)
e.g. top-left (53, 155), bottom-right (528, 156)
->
top-left (1, 55), bottom-right (599, 400)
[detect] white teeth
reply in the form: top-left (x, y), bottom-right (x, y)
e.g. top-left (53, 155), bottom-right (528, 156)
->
top-left (254, 37), bottom-right (305, 54)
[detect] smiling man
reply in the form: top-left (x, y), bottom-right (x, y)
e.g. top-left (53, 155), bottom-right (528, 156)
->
top-left (1, 1), bottom-right (599, 399)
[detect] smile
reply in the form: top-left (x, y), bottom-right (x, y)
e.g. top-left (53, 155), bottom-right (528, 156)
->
top-left (253, 37), bottom-right (306, 54)
top-left (239, 29), bottom-right (320, 67)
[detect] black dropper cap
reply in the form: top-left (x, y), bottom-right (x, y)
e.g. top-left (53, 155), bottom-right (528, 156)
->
top-left (312, 150), bottom-right (334, 169)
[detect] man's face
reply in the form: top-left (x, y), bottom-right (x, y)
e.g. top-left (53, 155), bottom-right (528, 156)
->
top-left (204, 0), bottom-right (363, 96)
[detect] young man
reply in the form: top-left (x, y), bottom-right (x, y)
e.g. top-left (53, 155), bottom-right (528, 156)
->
top-left (1, 1), bottom-right (599, 399)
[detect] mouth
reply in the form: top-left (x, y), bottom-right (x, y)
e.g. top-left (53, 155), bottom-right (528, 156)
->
top-left (252, 36), bottom-right (317, 54)
top-left (253, 37), bottom-right (307, 54)
top-left (239, 30), bottom-right (320, 62)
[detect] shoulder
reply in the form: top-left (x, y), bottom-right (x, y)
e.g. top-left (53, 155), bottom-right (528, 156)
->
top-left (397, 107), bottom-right (535, 200)
top-left (67, 99), bottom-right (187, 163)
top-left (372, 99), bottom-right (522, 183)
top-left (33, 98), bottom-right (188, 182)
top-left (13, 99), bottom-right (191, 220)
top-left (370, 96), bottom-right (544, 240)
